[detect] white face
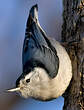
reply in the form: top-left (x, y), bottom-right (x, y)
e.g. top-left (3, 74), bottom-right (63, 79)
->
top-left (18, 67), bottom-right (52, 100)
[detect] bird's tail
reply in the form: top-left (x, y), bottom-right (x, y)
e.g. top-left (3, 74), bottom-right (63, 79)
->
top-left (25, 4), bottom-right (48, 47)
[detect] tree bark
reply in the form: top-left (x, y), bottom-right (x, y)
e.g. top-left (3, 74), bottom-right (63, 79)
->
top-left (62, 0), bottom-right (84, 110)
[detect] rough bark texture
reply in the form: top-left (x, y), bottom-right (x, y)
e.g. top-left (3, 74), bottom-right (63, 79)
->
top-left (62, 0), bottom-right (84, 110)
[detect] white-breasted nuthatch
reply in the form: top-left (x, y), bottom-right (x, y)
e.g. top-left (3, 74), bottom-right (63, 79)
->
top-left (7, 4), bottom-right (72, 101)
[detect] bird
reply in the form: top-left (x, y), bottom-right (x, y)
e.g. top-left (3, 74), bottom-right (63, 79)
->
top-left (7, 4), bottom-right (72, 101)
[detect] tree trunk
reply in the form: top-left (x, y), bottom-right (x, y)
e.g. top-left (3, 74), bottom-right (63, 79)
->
top-left (62, 0), bottom-right (84, 110)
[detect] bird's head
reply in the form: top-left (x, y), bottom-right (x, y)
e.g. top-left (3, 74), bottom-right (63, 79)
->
top-left (7, 67), bottom-right (53, 101)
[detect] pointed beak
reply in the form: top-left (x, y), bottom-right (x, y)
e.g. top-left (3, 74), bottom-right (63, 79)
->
top-left (6, 87), bottom-right (20, 92)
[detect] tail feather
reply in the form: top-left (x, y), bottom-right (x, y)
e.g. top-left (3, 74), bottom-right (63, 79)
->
top-left (25, 4), bottom-right (48, 47)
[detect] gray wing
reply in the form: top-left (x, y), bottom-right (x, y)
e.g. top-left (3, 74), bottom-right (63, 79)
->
top-left (22, 4), bottom-right (59, 78)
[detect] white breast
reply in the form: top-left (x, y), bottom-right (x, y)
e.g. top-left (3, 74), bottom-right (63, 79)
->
top-left (50, 40), bottom-right (72, 98)
top-left (30, 41), bottom-right (72, 100)
top-left (20, 40), bottom-right (72, 100)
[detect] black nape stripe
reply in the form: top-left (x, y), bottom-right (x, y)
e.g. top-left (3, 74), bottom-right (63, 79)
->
top-left (23, 59), bottom-right (49, 76)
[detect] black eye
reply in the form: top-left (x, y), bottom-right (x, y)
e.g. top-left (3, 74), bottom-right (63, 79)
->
top-left (26, 79), bottom-right (30, 83)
